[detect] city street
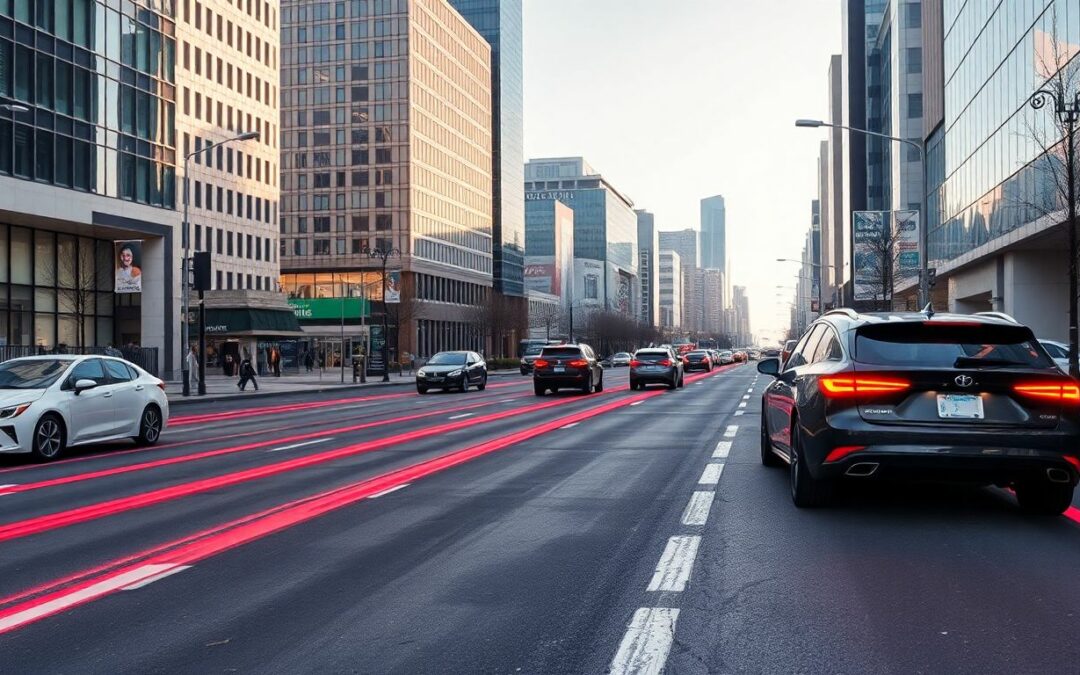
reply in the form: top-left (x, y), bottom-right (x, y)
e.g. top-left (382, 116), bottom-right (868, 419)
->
top-left (0, 362), bottom-right (1079, 673)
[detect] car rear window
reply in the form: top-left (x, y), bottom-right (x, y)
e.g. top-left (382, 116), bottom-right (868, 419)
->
top-left (687, 351), bottom-right (707, 356)
top-left (854, 323), bottom-right (1053, 368)
top-left (634, 351), bottom-right (670, 362)
top-left (541, 347), bottom-right (582, 358)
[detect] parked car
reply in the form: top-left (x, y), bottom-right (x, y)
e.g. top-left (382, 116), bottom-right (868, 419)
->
top-left (520, 345), bottom-right (544, 375)
top-left (717, 350), bottom-right (735, 365)
top-left (630, 347), bottom-right (685, 390)
top-left (1039, 339), bottom-right (1070, 373)
top-left (0, 355), bottom-right (168, 461)
top-left (416, 351), bottom-right (488, 393)
top-left (763, 348), bottom-right (781, 359)
top-left (758, 309), bottom-right (1079, 513)
top-left (610, 352), bottom-right (633, 367)
top-left (533, 344), bottom-right (604, 395)
top-left (748, 350), bottom-right (761, 361)
top-left (733, 351), bottom-right (747, 363)
top-left (684, 350), bottom-right (713, 372)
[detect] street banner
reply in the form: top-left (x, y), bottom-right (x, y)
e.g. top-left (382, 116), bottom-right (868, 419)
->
top-left (384, 270), bottom-right (400, 304)
top-left (367, 325), bottom-right (386, 375)
top-left (853, 211), bottom-right (885, 301)
top-left (893, 209), bottom-right (920, 289)
top-left (114, 241), bottom-right (143, 294)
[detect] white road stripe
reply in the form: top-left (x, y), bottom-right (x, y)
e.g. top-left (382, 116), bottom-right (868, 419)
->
top-left (560, 422), bottom-right (579, 429)
top-left (647, 536), bottom-right (701, 592)
top-left (738, 401), bottom-right (747, 408)
top-left (713, 441), bottom-right (731, 458)
top-left (630, 401), bottom-right (645, 406)
top-left (268, 438), bottom-right (333, 453)
top-left (0, 484), bottom-right (17, 489)
top-left (724, 425), bottom-right (738, 437)
top-left (734, 410), bottom-right (745, 416)
top-left (681, 491), bottom-right (715, 526)
top-left (0, 564), bottom-right (178, 633)
top-left (499, 398), bottom-right (516, 403)
top-left (367, 484), bottom-right (409, 499)
top-left (448, 413), bottom-right (474, 420)
top-left (609, 607), bottom-right (680, 675)
top-left (699, 463), bottom-right (724, 484)
top-left (742, 394), bottom-right (750, 400)
top-left (121, 565), bottom-right (192, 591)
top-left (747, 388), bottom-right (753, 393)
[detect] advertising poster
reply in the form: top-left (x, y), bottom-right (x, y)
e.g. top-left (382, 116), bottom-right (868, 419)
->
top-left (367, 325), bottom-right (386, 375)
top-left (114, 240), bottom-right (143, 294)
top-left (384, 270), bottom-right (400, 304)
top-left (524, 260), bottom-right (557, 295)
top-left (852, 211), bottom-right (885, 302)
top-left (893, 210), bottom-right (920, 288)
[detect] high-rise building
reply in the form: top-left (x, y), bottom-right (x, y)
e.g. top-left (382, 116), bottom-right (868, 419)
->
top-left (732, 285), bottom-right (751, 347)
top-left (659, 228), bottom-right (700, 332)
top-left (279, 0), bottom-right (494, 360)
top-left (700, 268), bottom-right (725, 335)
top-left (525, 157), bottom-right (637, 316)
top-left (658, 228), bottom-right (698, 269)
top-left (658, 250), bottom-right (683, 330)
top-left (821, 53), bottom-right (845, 306)
top-left (700, 195), bottom-right (726, 272)
top-left (635, 209), bottom-right (660, 327)
top-left (524, 199), bottom-right (574, 308)
top-left (446, 0), bottom-right (525, 298)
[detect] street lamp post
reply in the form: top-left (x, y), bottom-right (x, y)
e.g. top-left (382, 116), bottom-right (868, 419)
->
top-left (796, 119), bottom-right (929, 308)
top-left (776, 258), bottom-right (836, 316)
top-left (180, 131), bottom-right (258, 396)
top-left (367, 246), bottom-right (400, 383)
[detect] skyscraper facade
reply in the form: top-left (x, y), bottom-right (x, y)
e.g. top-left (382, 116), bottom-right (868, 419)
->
top-left (635, 209), bottom-right (659, 327)
top-left (658, 250), bottom-right (682, 330)
top-left (699, 195), bottom-right (726, 273)
top-left (446, 0), bottom-right (525, 297)
top-left (279, 0), bottom-right (494, 359)
top-left (659, 228), bottom-right (700, 331)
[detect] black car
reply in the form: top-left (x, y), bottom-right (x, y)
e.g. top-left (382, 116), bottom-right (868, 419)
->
top-left (630, 347), bottom-right (685, 390)
top-left (758, 309), bottom-right (1080, 513)
top-left (416, 351), bottom-right (488, 393)
top-left (533, 344), bottom-right (604, 395)
top-left (684, 350), bottom-right (713, 372)
top-left (520, 345), bottom-right (544, 375)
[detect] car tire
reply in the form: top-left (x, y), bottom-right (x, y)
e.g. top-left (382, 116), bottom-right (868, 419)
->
top-left (667, 377), bottom-right (677, 390)
top-left (31, 413), bottom-right (65, 462)
top-left (677, 374), bottom-right (685, 388)
top-left (1015, 480), bottom-right (1074, 515)
top-left (789, 423), bottom-right (833, 507)
top-left (460, 380), bottom-right (469, 393)
top-left (596, 375), bottom-right (604, 393)
top-left (629, 378), bottom-right (638, 390)
top-left (417, 385), bottom-right (428, 394)
top-left (760, 407), bottom-right (783, 467)
top-left (582, 378), bottom-right (594, 395)
top-left (477, 376), bottom-right (487, 391)
top-left (135, 405), bottom-right (163, 447)
top-left (534, 382), bottom-right (546, 396)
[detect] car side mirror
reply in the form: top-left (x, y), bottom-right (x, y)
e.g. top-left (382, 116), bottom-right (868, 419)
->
top-left (757, 358), bottom-right (780, 377)
top-left (74, 378), bottom-right (98, 394)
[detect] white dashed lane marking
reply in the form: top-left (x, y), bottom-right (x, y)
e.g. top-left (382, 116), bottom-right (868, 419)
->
top-left (560, 422), bottom-right (579, 429)
top-left (448, 413), bottom-right (474, 420)
top-left (734, 410), bottom-right (745, 416)
top-left (681, 491), bottom-right (715, 526)
top-left (713, 441), bottom-right (731, 458)
top-left (647, 536), bottom-right (701, 592)
top-left (609, 608), bottom-right (679, 675)
top-left (724, 425), bottom-right (738, 437)
top-left (698, 463), bottom-right (724, 485)
top-left (738, 402), bottom-right (746, 408)
top-left (630, 401), bottom-right (645, 407)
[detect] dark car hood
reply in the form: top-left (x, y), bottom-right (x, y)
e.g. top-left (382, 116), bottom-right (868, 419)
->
top-left (420, 364), bottom-right (466, 374)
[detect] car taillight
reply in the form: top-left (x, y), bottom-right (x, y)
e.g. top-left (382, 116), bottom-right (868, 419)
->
top-left (818, 375), bottom-right (910, 397)
top-left (533, 359), bottom-right (549, 369)
top-left (1013, 381), bottom-right (1080, 403)
top-left (568, 359), bottom-right (588, 368)
top-left (630, 359), bottom-right (642, 368)
top-left (657, 358), bottom-right (672, 367)
top-left (156, 380), bottom-right (166, 391)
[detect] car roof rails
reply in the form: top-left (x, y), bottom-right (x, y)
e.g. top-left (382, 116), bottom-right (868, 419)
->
top-left (974, 311), bottom-right (1020, 323)
top-left (824, 308), bottom-right (859, 320)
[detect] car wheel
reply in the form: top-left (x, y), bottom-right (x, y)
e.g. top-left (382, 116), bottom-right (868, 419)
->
top-left (534, 382), bottom-right (546, 396)
top-left (477, 376), bottom-right (487, 391)
top-left (31, 414), bottom-right (65, 462)
top-left (582, 378), bottom-right (594, 395)
top-left (596, 374), bottom-right (604, 393)
top-left (629, 378), bottom-right (638, 390)
top-left (417, 385), bottom-right (428, 394)
top-left (135, 405), bottom-right (163, 447)
top-left (677, 374), bottom-right (685, 388)
top-left (789, 422), bottom-right (833, 507)
top-left (667, 376), bottom-right (677, 390)
top-left (460, 379), bottom-right (469, 393)
top-left (1015, 480), bottom-right (1074, 515)
top-left (760, 407), bottom-right (783, 467)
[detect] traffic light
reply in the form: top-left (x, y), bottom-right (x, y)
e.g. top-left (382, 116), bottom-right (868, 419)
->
top-left (926, 267), bottom-right (937, 288)
top-left (192, 251), bottom-right (212, 291)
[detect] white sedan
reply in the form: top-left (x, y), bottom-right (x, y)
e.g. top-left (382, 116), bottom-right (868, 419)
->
top-left (1038, 339), bottom-right (1070, 373)
top-left (0, 355), bottom-right (169, 461)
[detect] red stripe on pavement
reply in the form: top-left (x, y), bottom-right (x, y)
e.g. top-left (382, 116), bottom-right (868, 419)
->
top-left (1066, 507), bottom-right (1080, 524)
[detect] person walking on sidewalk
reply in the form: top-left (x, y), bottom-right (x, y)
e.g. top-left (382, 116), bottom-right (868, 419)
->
top-left (238, 352), bottom-right (259, 391)
top-left (270, 346), bottom-right (282, 377)
top-left (186, 346), bottom-right (200, 387)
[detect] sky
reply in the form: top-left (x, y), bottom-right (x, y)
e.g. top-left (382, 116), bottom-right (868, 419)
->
top-left (522, 0), bottom-right (842, 344)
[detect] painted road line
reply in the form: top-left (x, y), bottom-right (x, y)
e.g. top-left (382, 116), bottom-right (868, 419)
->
top-left (609, 607), bottom-right (680, 675)
top-left (713, 441), bottom-right (731, 458)
top-left (367, 484), bottom-right (409, 499)
top-left (560, 422), bottom-right (579, 429)
top-left (724, 425), bottom-right (738, 437)
top-left (120, 565), bottom-right (191, 591)
top-left (738, 402), bottom-right (747, 408)
top-left (630, 401), bottom-right (645, 406)
top-left (448, 413), bottom-right (475, 420)
top-left (699, 463), bottom-right (724, 485)
top-left (647, 536), bottom-right (701, 592)
top-left (734, 410), bottom-right (745, 416)
top-left (742, 394), bottom-right (750, 400)
top-left (681, 491), bottom-right (715, 526)
top-left (267, 439), bottom-right (333, 453)
top-left (747, 388), bottom-right (753, 393)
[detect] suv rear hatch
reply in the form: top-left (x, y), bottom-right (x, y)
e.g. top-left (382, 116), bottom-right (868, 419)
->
top-left (536, 347), bottom-right (587, 374)
top-left (845, 321), bottom-right (1071, 429)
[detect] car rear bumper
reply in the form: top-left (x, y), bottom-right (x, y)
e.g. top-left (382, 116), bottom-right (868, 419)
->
top-left (630, 368), bottom-right (676, 382)
top-left (685, 363), bottom-right (710, 371)
top-left (816, 445), bottom-right (1080, 485)
top-left (534, 372), bottom-right (590, 387)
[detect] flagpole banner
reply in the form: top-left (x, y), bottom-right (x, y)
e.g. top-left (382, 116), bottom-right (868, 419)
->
top-left (114, 241), bottom-right (143, 294)
top-left (893, 210), bottom-right (920, 288)
top-left (853, 211), bottom-right (884, 302)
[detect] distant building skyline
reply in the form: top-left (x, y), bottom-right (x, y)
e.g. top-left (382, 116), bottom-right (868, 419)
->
top-left (700, 195), bottom-right (726, 273)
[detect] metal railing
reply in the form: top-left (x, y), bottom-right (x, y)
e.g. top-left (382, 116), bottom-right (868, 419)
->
top-left (0, 346), bottom-right (160, 377)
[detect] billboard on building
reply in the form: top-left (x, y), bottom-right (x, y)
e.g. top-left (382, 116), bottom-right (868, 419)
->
top-left (384, 270), bottom-right (400, 303)
top-left (114, 241), bottom-right (143, 294)
top-left (524, 260), bottom-right (560, 296)
top-left (853, 211), bottom-right (885, 302)
top-left (893, 210), bottom-right (920, 288)
top-left (853, 210), bottom-right (920, 302)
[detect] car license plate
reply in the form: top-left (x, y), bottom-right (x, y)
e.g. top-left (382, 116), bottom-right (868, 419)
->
top-left (553, 366), bottom-right (565, 373)
top-left (937, 394), bottom-right (984, 419)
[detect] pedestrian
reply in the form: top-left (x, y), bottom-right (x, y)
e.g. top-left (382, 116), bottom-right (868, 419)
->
top-left (186, 346), bottom-right (200, 386)
top-left (237, 353), bottom-right (259, 391)
top-left (224, 352), bottom-right (234, 376)
top-left (304, 349), bottom-right (315, 373)
top-left (270, 346), bottom-right (282, 377)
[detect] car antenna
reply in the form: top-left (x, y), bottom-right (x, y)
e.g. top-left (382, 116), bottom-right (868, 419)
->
top-left (922, 302), bottom-right (935, 319)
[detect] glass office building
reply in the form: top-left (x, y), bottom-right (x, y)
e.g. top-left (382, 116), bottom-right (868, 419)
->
top-left (699, 195), bottom-right (726, 273)
top-left (447, 0), bottom-right (525, 297)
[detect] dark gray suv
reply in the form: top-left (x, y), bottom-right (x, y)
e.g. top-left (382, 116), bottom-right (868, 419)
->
top-left (533, 344), bottom-right (604, 395)
top-left (630, 347), bottom-right (685, 390)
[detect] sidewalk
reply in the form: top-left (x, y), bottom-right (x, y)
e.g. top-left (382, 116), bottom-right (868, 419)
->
top-left (167, 369), bottom-right (521, 405)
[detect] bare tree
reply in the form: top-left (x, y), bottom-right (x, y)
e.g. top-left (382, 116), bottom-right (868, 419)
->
top-left (854, 213), bottom-right (913, 312)
top-left (529, 302), bottom-right (563, 341)
top-left (47, 247), bottom-right (97, 348)
top-left (467, 293), bottom-right (527, 359)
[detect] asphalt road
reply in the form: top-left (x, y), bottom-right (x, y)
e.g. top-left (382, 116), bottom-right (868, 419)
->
top-left (1, 362), bottom-right (1079, 673)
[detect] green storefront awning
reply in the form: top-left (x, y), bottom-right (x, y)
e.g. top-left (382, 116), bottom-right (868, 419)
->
top-left (187, 308), bottom-right (304, 336)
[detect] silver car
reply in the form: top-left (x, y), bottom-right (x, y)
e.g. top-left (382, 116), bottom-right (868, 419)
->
top-left (629, 348), bottom-right (684, 390)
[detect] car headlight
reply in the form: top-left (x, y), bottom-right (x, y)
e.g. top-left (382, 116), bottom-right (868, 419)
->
top-left (0, 403), bottom-right (32, 419)
top-left (448, 369), bottom-right (462, 378)
top-left (417, 369), bottom-right (427, 377)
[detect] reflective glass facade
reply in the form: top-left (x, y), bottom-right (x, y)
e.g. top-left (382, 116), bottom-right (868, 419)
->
top-left (699, 195), bottom-right (725, 272)
top-left (931, 0), bottom-right (1080, 267)
top-left (0, 0), bottom-right (177, 207)
top-left (448, 0), bottom-right (525, 296)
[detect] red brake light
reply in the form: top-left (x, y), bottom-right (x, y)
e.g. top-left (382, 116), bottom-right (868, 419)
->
top-left (630, 359), bottom-right (642, 368)
top-left (657, 358), bottom-right (672, 367)
top-left (156, 380), bottom-right (166, 391)
top-left (533, 359), bottom-right (549, 369)
top-left (568, 359), bottom-right (588, 368)
top-left (819, 375), bottom-right (910, 397)
top-left (1064, 455), bottom-right (1080, 472)
top-left (1013, 381), bottom-right (1080, 403)
top-left (824, 446), bottom-right (867, 463)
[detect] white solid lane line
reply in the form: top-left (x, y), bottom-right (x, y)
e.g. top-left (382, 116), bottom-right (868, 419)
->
top-left (267, 438), bottom-right (333, 453)
top-left (724, 425), bottom-right (738, 437)
top-left (713, 441), bottom-right (732, 458)
top-left (699, 463), bottom-right (724, 485)
top-left (448, 413), bottom-right (474, 420)
top-left (609, 607), bottom-right (680, 675)
top-left (560, 422), bottom-right (579, 429)
top-left (647, 536), bottom-right (701, 592)
top-left (367, 484), bottom-right (409, 499)
top-left (121, 565), bottom-right (192, 591)
top-left (681, 491), bottom-right (715, 526)
top-left (630, 401), bottom-right (645, 406)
